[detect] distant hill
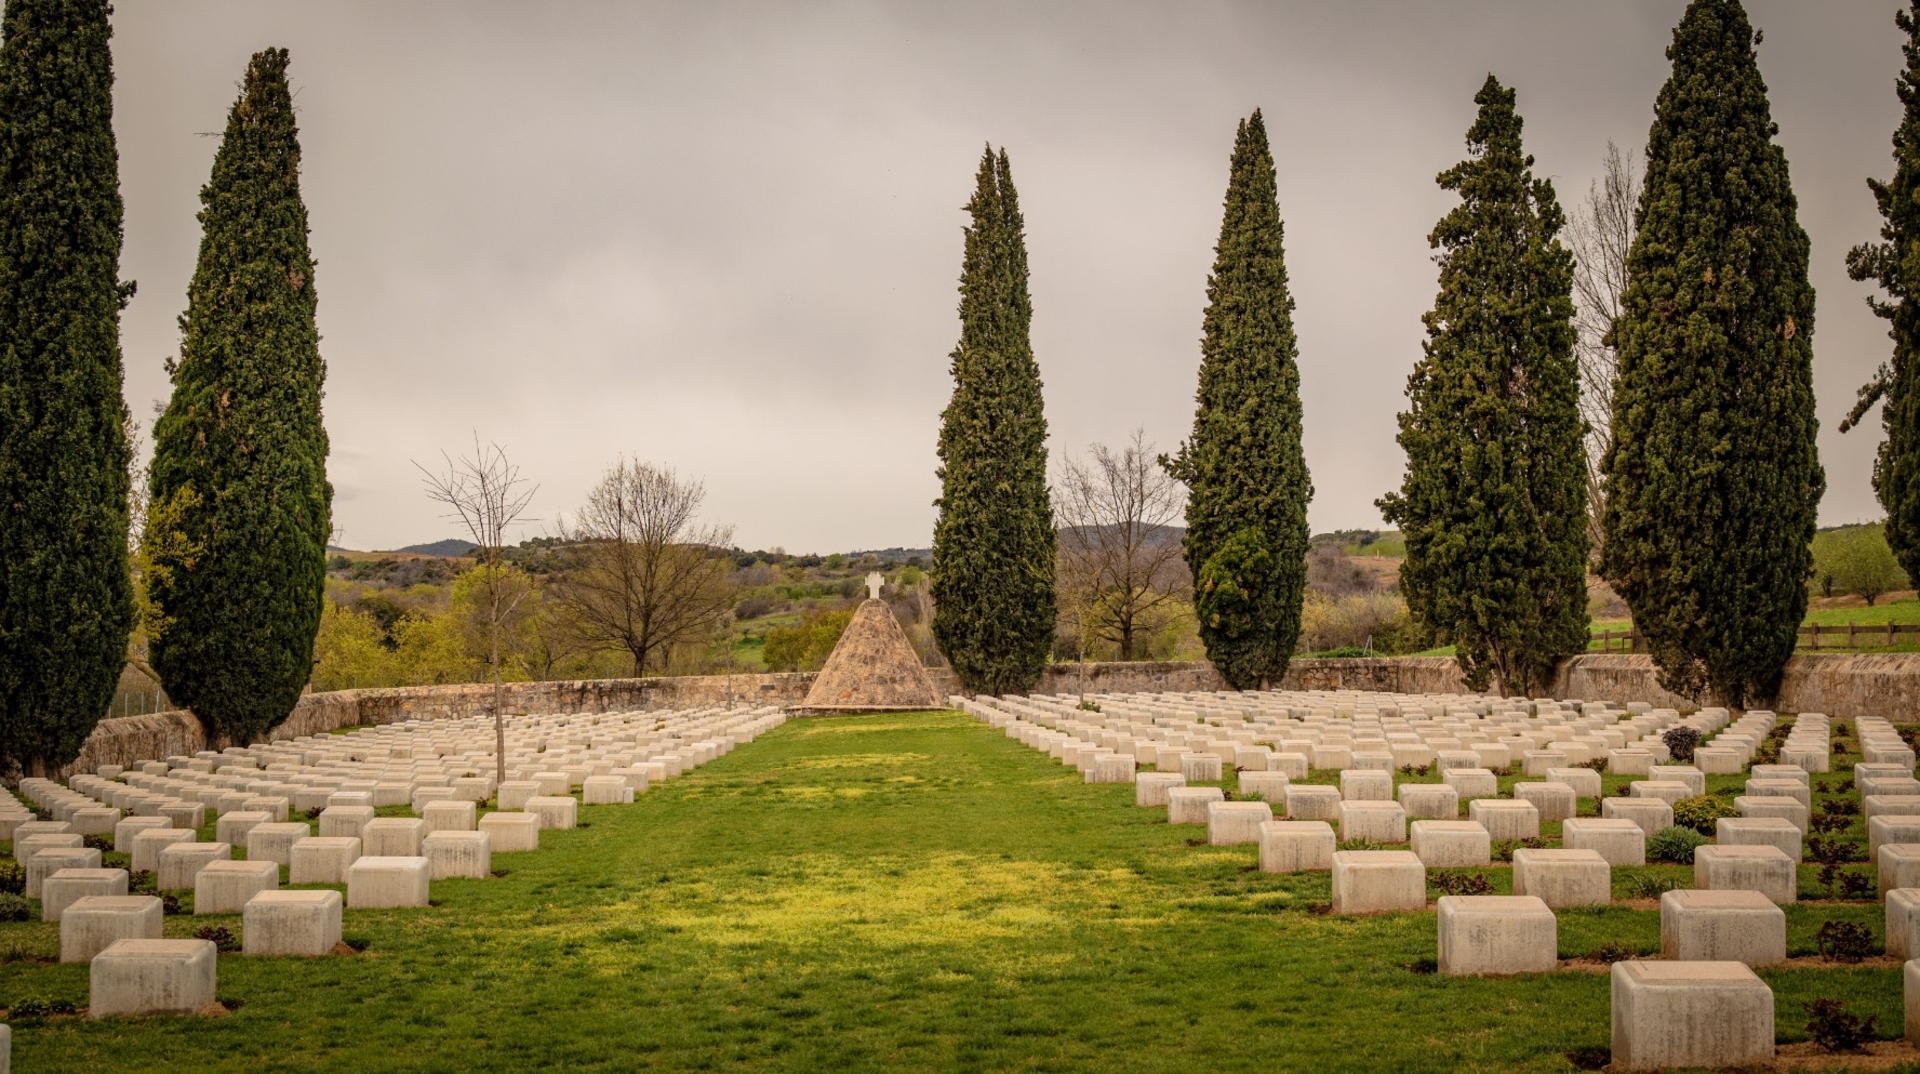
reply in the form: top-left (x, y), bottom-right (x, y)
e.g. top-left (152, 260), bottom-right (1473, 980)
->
top-left (396, 539), bottom-right (478, 557)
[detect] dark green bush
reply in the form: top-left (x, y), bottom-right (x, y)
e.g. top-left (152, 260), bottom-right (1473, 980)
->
top-left (1672, 794), bottom-right (1739, 834)
top-left (0, 893), bottom-right (30, 922)
top-left (1662, 726), bottom-right (1701, 763)
top-left (1647, 825), bottom-right (1707, 864)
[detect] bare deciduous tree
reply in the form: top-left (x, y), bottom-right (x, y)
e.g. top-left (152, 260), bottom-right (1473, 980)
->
top-left (557, 459), bottom-right (736, 676)
top-left (1054, 430), bottom-right (1188, 672)
top-left (1566, 141), bottom-right (1641, 560)
top-left (419, 436), bottom-right (537, 786)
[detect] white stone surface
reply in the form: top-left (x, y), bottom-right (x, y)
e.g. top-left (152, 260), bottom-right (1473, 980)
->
top-left (89, 938), bottom-right (217, 1018)
top-left (347, 855), bottom-right (432, 909)
top-left (361, 817), bottom-right (427, 857)
top-left (40, 868), bottom-right (127, 923)
top-left (59, 895), bottom-right (162, 963)
top-left (1561, 818), bottom-right (1646, 866)
top-left (1206, 801), bottom-right (1272, 846)
top-left (1601, 798), bottom-right (1674, 837)
top-left (243, 889), bottom-right (343, 957)
top-left (156, 842), bottom-right (230, 893)
top-left (1694, 845), bottom-right (1796, 905)
top-left (289, 837), bottom-right (361, 885)
top-left (1660, 889), bottom-right (1786, 966)
top-left (1409, 820), bottom-right (1491, 868)
top-left (1512, 782), bottom-right (1576, 822)
top-left (1397, 783), bottom-right (1459, 820)
top-left (1166, 786), bottom-right (1225, 825)
top-left (477, 811), bottom-right (541, 852)
top-left (1467, 799), bottom-right (1540, 841)
top-left (1437, 895), bottom-right (1555, 976)
top-left (1284, 785), bottom-right (1342, 822)
top-left (1715, 817), bottom-right (1802, 862)
top-left (1338, 800), bottom-right (1407, 844)
top-left (1610, 961), bottom-right (1774, 1071)
top-left (422, 830), bottom-right (492, 879)
top-left (1890, 889), bottom-right (1920, 961)
top-left (526, 795), bottom-right (578, 830)
top-left (1258, 820), bottom-right (1335, 873)
top-left (1511, 848), bottom-right (1609, 908)
top-left (245, 822), bottom-right (311, 867)
top-left (194, 860), bottom-right (279, 914)
top-left (1330, 850), bottom-right (1425, 914)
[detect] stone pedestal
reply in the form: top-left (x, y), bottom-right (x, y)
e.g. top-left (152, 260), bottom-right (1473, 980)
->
top-left (243, 889), bottom-right (343, 957)
top-left (40, 868), bottom-right (128, 923)
top-left (1166, 787), bottom-right (1224, 825)
top-left (1437, 895), bottom-right (1556, 976)
top-left (1561, 818), bottom-right (1646, 866)
top-left (1467, 799), bottom-right (1540, 841)
top-left (1511, 848), bottom-right (1609, 908)
top-left (60, 895), bottom-right (162, 963)
top-left (1206, 801), bottom-right (1272, 846)
top-left (1258, 821), bottom-right (1335, 873)
top-left (477, 811), bottom-right (541, 852)
top-left (1694, 845), bottom-right (1796, 905)
top-left (194, 860), bottom-right (279, 915)
top-left (89, 939), bottom-right (217, 1018)
top-left (1330, 850), bottom-right (1425, 915)
top-left (422, 830), bottom-right (492, 879)
top-left (288, 837), bottom-right (361, 885)
top-left (1409, 820), bottom-right (1491, 868)
top-left (1610, 961), bottom-right (1773, 1071)
top-left (346, 855), bottom-right (432, 909)
top-left (1660, 890), bottom-right (1786, 967)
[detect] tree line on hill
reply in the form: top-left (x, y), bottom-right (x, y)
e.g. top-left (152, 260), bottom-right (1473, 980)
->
top-left (6, 0), bottom-right (1920, 775)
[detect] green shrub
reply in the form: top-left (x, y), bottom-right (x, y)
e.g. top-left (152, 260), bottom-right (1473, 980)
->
top-left (1647, 825), bottom-right (1707, 864)
top-left (1815, 921), bottom-right (1875, 963)
top-left (0, 893), bottom-right (30, 922)
top-left (1624, 873), bottom-right (1682, 899)
top-left (1661, 727), bottom-right (1701, 763)
top-left (1672, 794), bottom-right (1739, 834)
top-left (1804, 998), bottom-right (1877, 1053)
top-left (0, 861), bottom-right (23, 895)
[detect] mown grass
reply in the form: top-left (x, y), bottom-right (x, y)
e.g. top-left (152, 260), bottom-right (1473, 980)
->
top-left (0, 710), bottom-right (1908, 1072)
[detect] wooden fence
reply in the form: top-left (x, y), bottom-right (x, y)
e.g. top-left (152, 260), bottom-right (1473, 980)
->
top-left (1595, 622), bottom-right (1920, 653)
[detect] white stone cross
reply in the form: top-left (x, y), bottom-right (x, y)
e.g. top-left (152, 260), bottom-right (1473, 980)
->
top-left (865, 572), bottom-right (884, 600)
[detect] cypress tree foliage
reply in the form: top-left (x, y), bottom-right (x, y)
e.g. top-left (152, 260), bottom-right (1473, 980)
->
top-left (1600, 0), bottom-right (1821, 706)
top-left (931, 146), bottom-right (1055, 695)
top-left (1163, 110), bottom-right (1311, 690)
top-left (1378, 77), bottom-right (1589, 697)
top-left (1841, 1), bottom-right (1920, 583)
top-left (0, 0), bottom-right (133, 776)
top-left (148, 49), bottom-right (330, 745)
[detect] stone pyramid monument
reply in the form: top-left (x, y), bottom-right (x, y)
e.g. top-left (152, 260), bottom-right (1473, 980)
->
top-left (797, 573), bottom-right (944, 712)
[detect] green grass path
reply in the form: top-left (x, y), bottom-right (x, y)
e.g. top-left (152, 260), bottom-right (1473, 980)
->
top-left (1, 711), bottom-right (1905, 1072)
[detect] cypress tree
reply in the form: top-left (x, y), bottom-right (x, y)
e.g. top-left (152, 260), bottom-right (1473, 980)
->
top-left (1600, 0), bottom-right (1821, 705)
top-left (148, 49), bottom-right (330, 745)
top-left (1378, 77), bottom-right (1589, 696)
top-left (931, 146), bottom-right (1055, 695)
top-left (0, 0), bottom-right (133, 776)
top-left (1842, 1), bottom-right (1920, 583)
top-left (1164, 110), bottom-right (1311, 690)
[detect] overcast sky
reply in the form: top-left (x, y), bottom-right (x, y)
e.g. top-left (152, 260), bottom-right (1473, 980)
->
top-left (111, 1), bottom-right (1903, 553)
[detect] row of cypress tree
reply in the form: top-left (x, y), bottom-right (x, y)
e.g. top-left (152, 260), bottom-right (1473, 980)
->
top-left (938, 0), bottom-right (1844, 708)
top-left (0, 0), bottom-right (326, 775)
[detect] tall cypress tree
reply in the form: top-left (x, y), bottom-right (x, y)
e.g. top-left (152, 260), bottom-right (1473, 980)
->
top-left (1600, 0), bottom-right (1821, 706)
top-left (1379, 77), bottom-right (1588, 696)
top-left (148, 49), bottom-right (330, 745)
top-left (1842, 1), bottom-right (1920, 582)
top-left (931, 146), bottom-right (1055, 695)
top-left (0, 0), bottom-right (132, 776)
top-left (1164, 110), bottom-right (1311, 690)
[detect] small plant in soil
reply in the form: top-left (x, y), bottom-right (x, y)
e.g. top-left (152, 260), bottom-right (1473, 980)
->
top-left (1624, 873), bottom-right (1681, 899)
top-left (1584, 941), bottom-right (1635, 963)
top-left (1429, 870), bottom-right (1493, 897)
top-left (1814, 920), bottom-right (1875, 963)
top-left (194, 925), bottom-right (240, 953)
top-left (1804, 998), bottom-right (1877, 1053)
top-left (1661, 727), bottom-right (1701, 763)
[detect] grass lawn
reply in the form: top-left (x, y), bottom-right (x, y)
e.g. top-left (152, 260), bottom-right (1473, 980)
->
top-left (0, 711), bottom-right (1905, 1072)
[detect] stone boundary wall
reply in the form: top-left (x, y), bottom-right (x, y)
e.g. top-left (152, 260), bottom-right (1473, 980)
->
top-left (41, 652), bottom-right (1920, 782)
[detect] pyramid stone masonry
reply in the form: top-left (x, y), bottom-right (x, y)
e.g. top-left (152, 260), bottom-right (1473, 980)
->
top-left (796, 589), bottom-right (944, 713)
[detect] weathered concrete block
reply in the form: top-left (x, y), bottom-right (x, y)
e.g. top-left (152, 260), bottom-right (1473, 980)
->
top-left (1338, 800), bottom-right (1408, 844)
top-left (69, 807), bottom-right (120, 837)
top-left (1734, 795), bottom-right (1808, 832)
top-left (1561, 818), bottom-right (1646, 867)
top-left (1546, 767), bottom-right (1602, 799)
top-left (1610, 961), bottom-right (1773, 1071)
top-left (1284, 784), bottom-right (1342, 822)
top-left (581, 775), bottom-right (634, 804)
top-left (25, 847), bottom-right (99, 898)
top-left (1872, 816), bottom-right (1920, 859)
top-left (1339, 769), bottom-right (1392, 802)
top-left (496, 780), bottom-right (540, 811)
top-left (1693, 748), bottom-right (1743, 775)
top-left (1179, 753), bottom-right (1223, 782)
top-left (1236, 771), bottom-right (1289, 804)
top-left (1522, 750), bottom-right (1567, 777)
top-left (1437, 894), bottom-right (1555, 976)
top-left (89, 938), bottom-right (217, 1018)
top-left (288, 837), bottom-right (361, 885)
top-left (1651, 766), bottom-right (1707, 796)
top-left (1882, 845), bottom-right (1920, 898)
top-left (1609, 749), bottom-right (1654, 776)
top-left (1889, 889), bottom-right (1920, 960)
top-left (1330, 850), bottom-right (1425, 914)
top-left (41, 867), bottom-right (128, 922)
top-left (1167, 786), bottom-right (1225, 825)
top-left (129, 828), bottom-right (195, 874)
top-left (422, 830), bottom-right (492, 879)
top-left (1513, 782), bottom-right (1576, 822)
top-left (243, 889), bottom-right (343, 957)
top-left (1694, 845), bottom-right (1796, 905)
top-left (1467, 799), bottom-right (1540, 842)
top-left (526, 795), bottom-right (577, 831)
top-left (1602, 798), bottom-right (1674, 837)
top-left (1397, 782), bottom-right (1459, 820)
top-left (1206, 800), bottom-right (1272, 845)
top-left (317, 806), bottom-right (375, 840)
top-left (1512, 848), bottom-right (1609, 908)
top-left (346, 855), bottom-right (431, 909)
top-left (1310, 745), bottom-right (1352, 771)
top-left (1660, 889), bottom-right (1785, 966)
top-left (1089, 753), bottom-right (1136, 784)
top-left (60, 895), bottom-right (162, 963)
top-left (158, 802), bottom-right (205, 831)
top-left (1629, 780), bottom-right (1691, 805)
top-left (360, 817), bottom-right (427, 857)
top-left (193, 859), bottom-right (279, 914)
top-left (1268, 752), bottom-right (1310, 779)
top-left (244, 822), bottom-right (311, 867)
top-left (1443, 768), bottom-right (1499, 800)
top-left (1259, 820), bottom-right (1336, 873)
top-left (156, 842), bottom-right (230, 893)
top-left (1714, 817), bottom-right (1802, 862)
top-left (1410, 820), bottom-right (1491, 868)
top-left (421, 800), bottom-right (478, 833)
top-left (1134, 772), bottom-right (1185, 807)
top-left (1743, 778), bottom-right (1810, 809)
top-left (213, 810), bottom-right (271, 847)
top-left (477, 811), bottom-right (540, 852)
top-left (112, 816), bottom-right (171, 854)
top-left (242, 796), bottom-right (290, 822)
